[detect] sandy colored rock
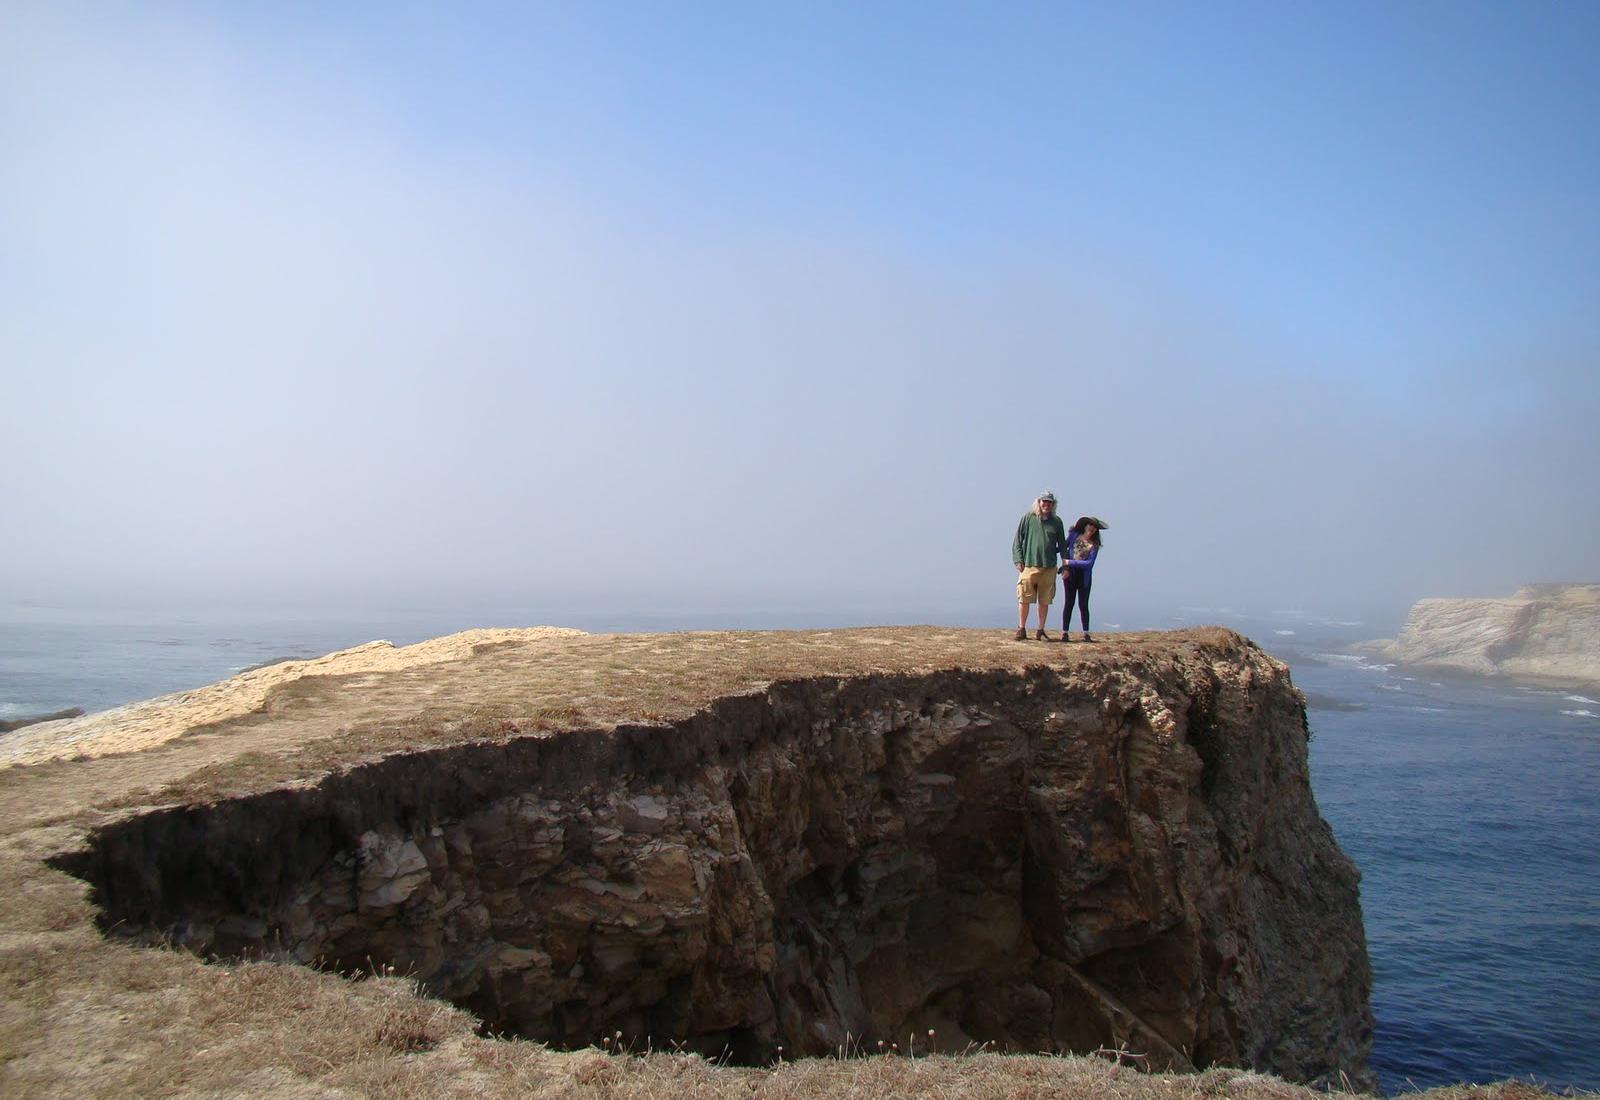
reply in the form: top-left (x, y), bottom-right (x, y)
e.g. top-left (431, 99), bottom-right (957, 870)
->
top-left (1381, 583), bottom-right (1600, 684)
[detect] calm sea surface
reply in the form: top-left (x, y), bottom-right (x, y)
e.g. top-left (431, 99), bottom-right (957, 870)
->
top-left (2, 603), bottom-right (1596, 1094)
top-left (1286, 637), bottom-right (1600, 1095)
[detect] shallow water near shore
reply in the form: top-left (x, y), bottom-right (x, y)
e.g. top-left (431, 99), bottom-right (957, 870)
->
top-left (2, 601), bottom-right (1596, 1095)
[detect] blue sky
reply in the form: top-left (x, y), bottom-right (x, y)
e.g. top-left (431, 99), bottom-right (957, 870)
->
top-left (238, 1), bottom-right (1599, 378)
top-left (3, 2), bottom-right (1597, 619)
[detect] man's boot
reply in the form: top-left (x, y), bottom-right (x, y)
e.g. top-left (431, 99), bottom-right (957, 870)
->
top-left (1014, 627), bottom-right (1027, 640)
top-left (1035, 628), bottom-right (1051, 641)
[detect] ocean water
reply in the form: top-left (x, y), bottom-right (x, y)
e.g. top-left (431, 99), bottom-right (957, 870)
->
top-left (1286, 639), bottom-right (1600, 1095)
top-left (2, 602), bottom-right (1596, 1094)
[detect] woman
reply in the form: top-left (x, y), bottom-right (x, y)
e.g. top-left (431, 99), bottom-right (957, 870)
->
top-left (1060, 516), bottom-right (1106, 642)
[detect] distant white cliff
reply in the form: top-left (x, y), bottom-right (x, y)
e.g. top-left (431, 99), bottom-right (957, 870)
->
top-left (1382, 584), bottom-right (1600, 684)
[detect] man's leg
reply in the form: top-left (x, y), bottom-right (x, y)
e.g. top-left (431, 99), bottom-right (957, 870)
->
top-left (1034, 569), bottom-right (1055, 638)
top-left (1016, 568), bottom-right (1032, 637)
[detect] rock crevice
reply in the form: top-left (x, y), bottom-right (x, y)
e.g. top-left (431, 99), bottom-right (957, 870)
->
top-left (55, 649), bottom-right (1373, 1089)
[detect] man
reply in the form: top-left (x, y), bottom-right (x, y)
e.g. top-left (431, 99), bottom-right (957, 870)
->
top-left (1012, 491), bottom-right (1068, 640)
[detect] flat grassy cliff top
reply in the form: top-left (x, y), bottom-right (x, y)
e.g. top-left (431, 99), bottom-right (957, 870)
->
top-left (0, 625), bottom-right (1262, 829)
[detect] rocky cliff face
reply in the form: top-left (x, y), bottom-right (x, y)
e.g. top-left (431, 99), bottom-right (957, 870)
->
top-left (1383, 583), bottom-right (1600, 684)
top-left (55, 633), bottom-right (1373, 1089)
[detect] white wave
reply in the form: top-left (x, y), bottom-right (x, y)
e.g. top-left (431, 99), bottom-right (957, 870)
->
top-left (1561, 709), bottom-right (1598, 719)
top-left (1274, 629), bottom-right (1296, 636)
top-left (1402, 676), bottom-right (1416, 681)
top-left (1316, 653), bottom-right (1366, 663)
top-left (1357, 663), bottom-right (1396, 673)
top-left (1564, 694), bottom-right (1598, 705)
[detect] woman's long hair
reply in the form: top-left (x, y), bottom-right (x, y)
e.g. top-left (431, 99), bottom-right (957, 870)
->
top-left (1071, 517), bottom-right (1103, 546)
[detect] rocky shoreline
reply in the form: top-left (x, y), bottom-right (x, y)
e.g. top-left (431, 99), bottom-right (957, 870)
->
top-left (0, 707), bottom-right (83, 733)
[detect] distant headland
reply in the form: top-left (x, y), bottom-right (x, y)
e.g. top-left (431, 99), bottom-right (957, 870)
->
top-left (1379, 583), bottom-right (1600, 685)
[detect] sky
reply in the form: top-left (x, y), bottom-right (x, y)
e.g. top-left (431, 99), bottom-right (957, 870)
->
top-left (3, 1), bottom-right (1598, 625)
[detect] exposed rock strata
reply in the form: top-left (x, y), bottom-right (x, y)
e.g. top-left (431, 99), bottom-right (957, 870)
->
top-left (1382, 583), bottom-right (1600, 684)
top-left (57, 636), bottom-right (1373, 1089)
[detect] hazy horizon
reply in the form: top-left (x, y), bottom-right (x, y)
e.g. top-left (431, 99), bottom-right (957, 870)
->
top-left (5, 3), bottom-right (1598, 625)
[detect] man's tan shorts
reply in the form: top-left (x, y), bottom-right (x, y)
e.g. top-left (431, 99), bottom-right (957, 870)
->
top-left (1016, 566), bottom-right (1057, 606)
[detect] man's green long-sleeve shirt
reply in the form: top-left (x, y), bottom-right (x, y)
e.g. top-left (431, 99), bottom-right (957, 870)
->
top-left (1013, 512), bottom-right (1068, 568)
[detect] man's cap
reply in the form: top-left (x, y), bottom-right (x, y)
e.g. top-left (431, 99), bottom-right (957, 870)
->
top-left (1038, 492), bottom-right (1057, 503)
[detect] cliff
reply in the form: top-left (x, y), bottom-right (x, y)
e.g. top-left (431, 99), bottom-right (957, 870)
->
top-left (0, 627), bottom-right (1375, 1096)
top-left (1382, 583), bottom-right (1600, 684)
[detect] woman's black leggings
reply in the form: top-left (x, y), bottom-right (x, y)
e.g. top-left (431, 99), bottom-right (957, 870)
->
top-left (1062, 575), bottom-right (1091, 632)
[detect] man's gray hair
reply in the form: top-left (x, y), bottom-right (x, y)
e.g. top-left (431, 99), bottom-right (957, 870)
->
top-left (1031, 493), bottom-right (1057, 517)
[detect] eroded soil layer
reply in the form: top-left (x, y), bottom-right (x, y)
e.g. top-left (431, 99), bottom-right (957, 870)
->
top-left (56, 651), bottom-right (1373, 1088)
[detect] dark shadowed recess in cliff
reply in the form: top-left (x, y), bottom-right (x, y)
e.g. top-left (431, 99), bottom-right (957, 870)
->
top-left (51, 666), bottom-right (1373, 1088)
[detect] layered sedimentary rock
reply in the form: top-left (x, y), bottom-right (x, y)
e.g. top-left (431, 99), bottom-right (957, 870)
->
top-left (51, 629), bottom-right (1373, 1089)
top-left (1382, 583), bottom-right (1600, 683)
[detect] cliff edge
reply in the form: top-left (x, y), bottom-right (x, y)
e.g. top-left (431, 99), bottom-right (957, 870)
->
top-left (1382, 583), bottom-right (1600, 684)
top-left (0, 627), bottom-right (1374, 1096)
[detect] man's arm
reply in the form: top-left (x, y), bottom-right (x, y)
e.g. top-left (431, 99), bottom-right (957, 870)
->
top-left (1013, 516), bottom-right (1028, 570)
